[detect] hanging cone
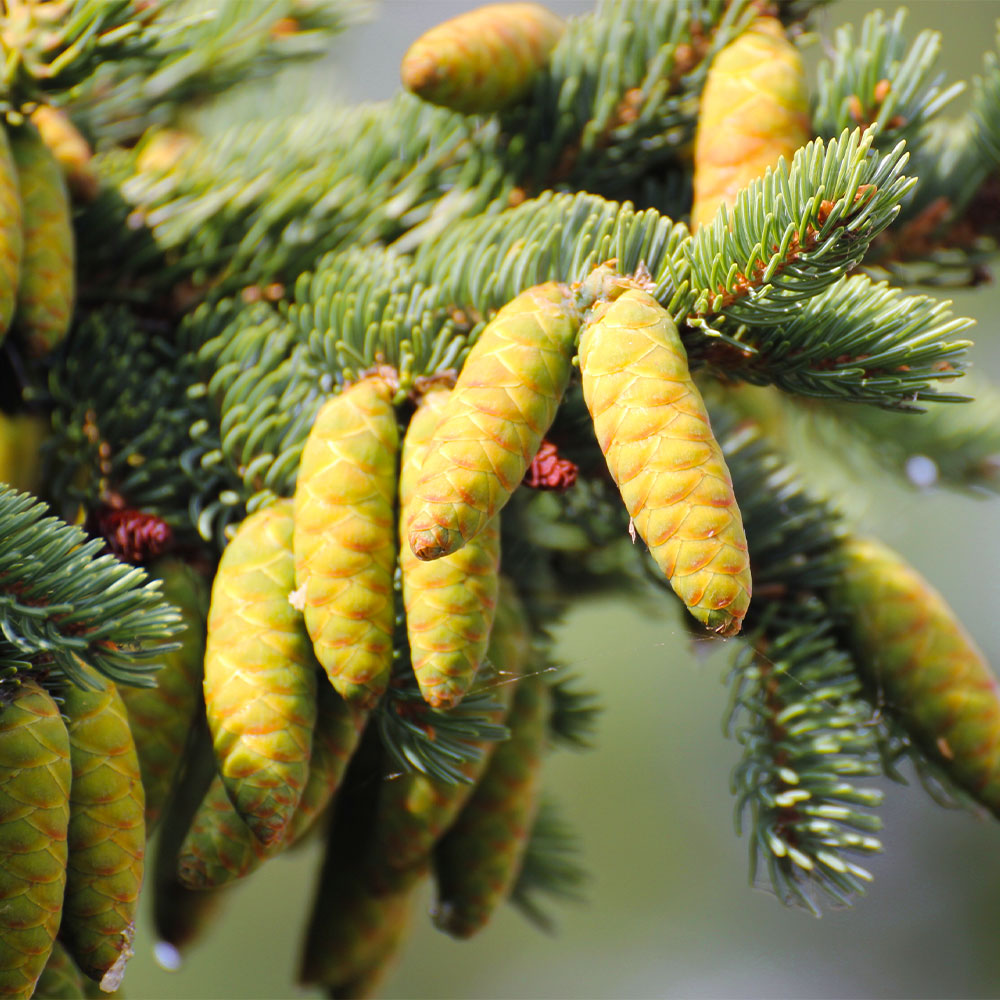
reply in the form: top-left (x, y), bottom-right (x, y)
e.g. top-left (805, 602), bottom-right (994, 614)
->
top-left (0, 127), bottom-right (23, 345)
top-left (401, 2), bottom-right (565, 114)
top-left (8, 122), bottom-right (75, 357)
top-left (59, 677), bottom-right (144, 992)
top-left (370, 576), bottom-right (530, 886)
top-left (578, 287), bottom-right (751, 636)
top-left (294, 377), bottom-right (398, 708)
top-left (118, 558), bottom-right (208, 833)
top-left (400, 389), bottom-right (501, 709)
top-left (407, 282), bottom-right (580, 560)
top-left (180, 680), bottom-right (365, 889)
top-left (690, 16), bottom-right (811, 231)
top-left (432, 671), bottom-right (549, 938)
top-left (203, 499), bottom-right (317, 847)
top-left (0, 681), bottom-right (72, 1000)
top-left (834, 536), bottom-right (1000, 815)
top-left (28, 940), bottom-right (85, 1000)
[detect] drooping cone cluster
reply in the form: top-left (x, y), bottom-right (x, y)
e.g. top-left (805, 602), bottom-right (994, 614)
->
top-left (0, 119), bottom-right (75, 356)
top-left (401, 2), bottom-right (566, 114)
top-left (578, 287), bottom-right (751, 636)
top-left (0, 671), bottom-right (145, 1000)
top-left (833, 536), bottom-right (1000, 815)
top-left (690, 15), bottom-right (811, 230)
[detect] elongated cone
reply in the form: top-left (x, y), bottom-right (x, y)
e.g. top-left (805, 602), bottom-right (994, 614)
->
top-left (204, 500), bottom-right (317, 846)
top-left (294, 378), bottom-right (398, 708)
top-left (372, 576), bottom-right (529, 885)
top-left (60, 678), bottom-right (144, 992)
top-left (0, 413), bottom-right (47, 494)
top-left (28, 940), bottom-right (84, 1000)
top-left (179, 681), bottom-right (365, 889)
top-left (400, 389), bottom-right (501, 708)
top-left (691, 16), bottom-right (810, 231)
top-left (29, 107), bottom-right (98, 203)
top-left (401, 2), bottom-right (565, 114)
top-left (150, 714), bottom-right (227, 963)
top-left (579, 288), bottom-right (751, 636)
top-left (834, 536), bottom-right (1000, 815)
top-left (432, 670), bottom-right (548, 938)
top-left (0, 127), bottom-right (23, 345)
top-left (118, 558), bottom-right (208, 833)
top-left (8, 123), bottom-right (75, 357)
top-left (408, 282), bottom-right (579, 561)
top-left (299, 772), bottom-right (420, 995)
top-left (0, 682), bottom-right (71, 1000)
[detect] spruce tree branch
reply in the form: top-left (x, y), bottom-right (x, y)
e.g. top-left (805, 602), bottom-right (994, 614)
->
top-left (715, 413), bottom-right (884, 913)
top-left (813, 10), bottom-right (963, 150)
top-left (684, 128), bottom-right (913, 322)
top-left (0, 486), bottom-right (182, 688)
top-left (690, 273), bottom-right (973, 408)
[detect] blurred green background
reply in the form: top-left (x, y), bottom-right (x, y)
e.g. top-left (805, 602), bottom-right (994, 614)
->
top-left (126, 2), bottom-right (1000, 997)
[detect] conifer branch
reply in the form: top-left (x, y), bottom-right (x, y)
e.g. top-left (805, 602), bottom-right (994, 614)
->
top-left (684, 128), bottom-right (913, 320)
top-left (692, 273), bottom-right (973, 408)
top-left (510, 797), bottom-right (586, 932)
top-left (812, 10), bottom-right (964, 149)
top-left (718, 416), bottom-right (883, 913)
top-left (0, 486), bottom-right (182, 688)
top-left (67, 0), bottom-right (363, 144)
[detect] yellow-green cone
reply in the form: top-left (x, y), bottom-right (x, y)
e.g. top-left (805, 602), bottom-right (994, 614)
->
top-left (29, 107), bottom-right (98, 204)
top-left (432, 671), bottom-right (548, 938)
top-left (59, 679), bottom-right (144, 992)
top-left (0, 127), bottom-right (23, 345)
top-left (400, 389), bottom-right (501, 709)
top-left (179, 681), bottom-right (365, 889)
top-left (118, 558), bottom-right (208, 834)
top-left (834, 536), bottom-right (1000, 815)
top-left (407, 282), bottom-right (580, 561)
top-left (579, 288), bottom-right (751, 636)
top-left (371, 577), bottom-right (529, 885)
top-left (27, 940), bottom-right (84, 1000)
top-left (8, 123), bottom-right (75, 357)
top-left (401, 2), bottom-right (565, 114)
top-left (691, 16), bottom-right (811, 231)
top-left (299, 786), bottom-right (420, 994)
top-left (203, 500), bottom-right (317, 847)
top-left (0, 681), bottom-right (71, 1000)
top-left (294, 378), bottom-right (398, 708)
top-left (0, 412), bottom-right (47, 494)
